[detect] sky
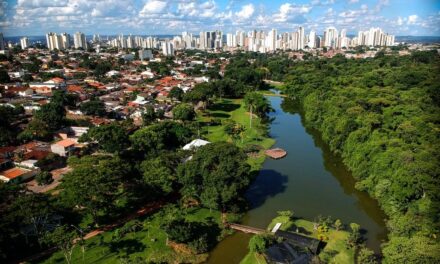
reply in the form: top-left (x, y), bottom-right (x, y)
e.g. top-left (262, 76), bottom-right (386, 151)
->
top-left (1, 0), bottom-right (439, 36)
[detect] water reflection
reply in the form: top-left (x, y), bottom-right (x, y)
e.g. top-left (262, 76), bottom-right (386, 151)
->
top-left (207, 96), bottom-right (387, 263)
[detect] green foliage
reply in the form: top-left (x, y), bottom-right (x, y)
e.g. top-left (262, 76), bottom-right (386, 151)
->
top-left (168, 87), bottom-right (184, 101)
top-left (80, 123), bottom-right (129, 154)
top-left (43, 225), bottom-right (78, 264)
top-left (80, 99), bottom-right (106, 116)
top-left (0, 70), bottom-right (11, 83)
top-left (130, 121), bottom-right (193, 156)
top-left (142, 105), bottom-right (157, 125)
top-left (173, 103), bottom-right (195, 121)
top-left (18, 118), bottom-right (52, 142)
top-left (177, 142), bottom-right (251, 212)
top-left (34, 99), bottom-right (66, 131)
top-left (277, 210), bottom-right (294, 218)
top-left (35, 171), bottom-right (54, 186)
top-left (161, 216), bottom-right (220, 253)
top-left (334, 219), bottom-right (343, 230)
top-left (248, 234), bottom-right (272, 253)
top-left (357, 245), bottom-right (378, 264)
top-left (244, 92), bottom-right (273, 119)
top-left (35, 153), bottom-right (65, 171)
top-left (61, 155), bottom-right (131, 224)
top-left (140, 155), bottom-right (178, 194)
top-left (0, 105), bottom-right (24, 146)
top-left (281, 51), bottom-right (440, 262)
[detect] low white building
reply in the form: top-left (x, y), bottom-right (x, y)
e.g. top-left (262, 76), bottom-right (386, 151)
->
top-left (182, 139), bottom-right (210, 150)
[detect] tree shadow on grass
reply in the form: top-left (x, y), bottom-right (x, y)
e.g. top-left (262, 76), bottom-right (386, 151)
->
top-left (286, 225), bottom-right (312, 236)
top-left (108, 239), bottom-right (146, 255)
top-left (210, 113), bottom-right (231, 118)
top-left (208, 103), bottom-right (240, 112)
top-left (245, 169), bottom-right (288, 209)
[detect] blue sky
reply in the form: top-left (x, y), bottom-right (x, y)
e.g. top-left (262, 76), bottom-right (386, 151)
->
top-left (1, 0), bottom-right (439, 36)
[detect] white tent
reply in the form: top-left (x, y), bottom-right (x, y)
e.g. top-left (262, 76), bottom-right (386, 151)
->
top-left (182, 139), bottom-right (210, 150)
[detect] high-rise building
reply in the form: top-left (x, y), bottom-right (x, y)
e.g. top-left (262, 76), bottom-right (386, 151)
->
top-left (298, 26), bottom-right (305, 50)
top-left (324, 27), bottom-right (338, 48)
top-left (308, 30), bottom-right (316, 48)
top-left (162, 40), bottom-right (174, 56)
top-left (61, 33), bottom-right (70, 49)
top-left (0, 33), bottom-right (5, 50)
top-left (46, 32), bottom-right (62, 50)
top-left (74, 32), bottom-right (87, 49)
top-left (267, 29), bottom-right (277, 51)
top-left (20, 37), bottom-right (30, 49)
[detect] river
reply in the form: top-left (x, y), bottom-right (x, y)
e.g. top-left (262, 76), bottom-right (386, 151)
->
top-left (207, 95), bottom-right (388, 263)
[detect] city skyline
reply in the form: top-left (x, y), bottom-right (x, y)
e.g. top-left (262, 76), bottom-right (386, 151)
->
top-left (1, 0), bottom-right (440, 37)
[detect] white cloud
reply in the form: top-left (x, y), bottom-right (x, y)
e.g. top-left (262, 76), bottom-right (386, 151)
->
top-left (140, 0), bottom-right (168, 15)
top-left (407, 14), bottom-right (418, 25)
top-left (274, 3), bottom-right (312, 22)
top-left (348, 0), bottom-right (359, 3)
top-left (396, 16), bottom-right (404, 26)
top-left (235, 4), bottom-right (254, 19)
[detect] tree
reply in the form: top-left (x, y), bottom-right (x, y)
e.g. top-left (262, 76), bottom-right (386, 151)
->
top-left (18, 119), bottom-right (52, 141)
top-left (277, 210), bottom-right (294, 219)
top-left (173, 103), bottom-right (195, 121)
top-left (0, 70), bottom-right (10, 83)
top-left (168, 87), bottom-right (184, 101)
top-left (80, 99), bottom-right (106, 116)
top-left (43, 226), bottom-right (77, 264)
top-left (79, 123), bottom-right (129, 154)
top-left (249, 234), bottom-right (270, 253)
top-left (334, 219), bottom-right (343, 231)
top-left (61, 155), bottom-right (130, 224)
top-left (141, 156), bottom-right (175, 194)
top-left (244, 92), bottom-right (272, 128)
top-left (142, 105), bottom-right (157, 125)
top-left (177, 142), bottom-right (251, 211)
top-left (34, 102), bottom-right (65, 131)
top-left (35, 171), bottom-right (53, 186)
top-left (130, 121), bottom-right (193, 156)
top-left (357, 246), bottom-right (378, 264)
top-left (223, 120), bottom-right (244, 142)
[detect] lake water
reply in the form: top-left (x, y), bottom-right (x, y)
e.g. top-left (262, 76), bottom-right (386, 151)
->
top-left (207, 95), bottom-right (387, 263)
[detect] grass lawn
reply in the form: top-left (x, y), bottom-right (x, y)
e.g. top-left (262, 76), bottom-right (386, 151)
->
top-left (240, 252), bottom-right (268, 264)
top-left (38, 208), bottom-right (221, 264)
top-left (197, 98), bottom-right (275, 171)
top-left (267, 216), bottom-right (355, 264)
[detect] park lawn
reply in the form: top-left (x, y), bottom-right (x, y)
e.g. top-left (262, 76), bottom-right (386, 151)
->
top-left (240, 252), bottom-right (268, 264)
top-left (266, 217), bottom-right (354, 264)
top-left (38, 208), bottom-right (221, 264)
top-left (197, 98), bottom-right (275, 171)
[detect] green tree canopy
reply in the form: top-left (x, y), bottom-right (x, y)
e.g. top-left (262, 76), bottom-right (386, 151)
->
top-left (172, 103), bottom-right (195, 121)
top-left (177, 142), bottom-right (251, 211)
top-left (60, 155), bottom-right (131, 224)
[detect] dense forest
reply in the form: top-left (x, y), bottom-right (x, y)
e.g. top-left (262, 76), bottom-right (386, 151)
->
top-left (280, 51), bottom-right (440, 263)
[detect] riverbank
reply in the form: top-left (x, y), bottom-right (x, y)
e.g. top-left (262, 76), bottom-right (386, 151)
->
top-left (197, 98), bottom-right (275, 171)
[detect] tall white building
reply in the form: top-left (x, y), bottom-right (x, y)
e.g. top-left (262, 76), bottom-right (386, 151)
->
top-left (60, 33), bottom-right (70, 49)
top-left (74, 32), bottom-right (87, 49)
top-left (298, 26), bottom-right (305, 50)
top-left (308, 30), bottom-right (316, 48)
top-left (46, 32), bottom-right (62, 50)
top-left (324, 27), bottom-right (338, 48)
top-left (20, 37), bottom-right (30, 49)
top-left (267, 29), bottom-right (277, 51)
top-left (162, 40), bottom-right (174, 56)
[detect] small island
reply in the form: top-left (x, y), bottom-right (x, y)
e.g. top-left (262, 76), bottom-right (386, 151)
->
top-left (240, 210), bottom-right (375, 264)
